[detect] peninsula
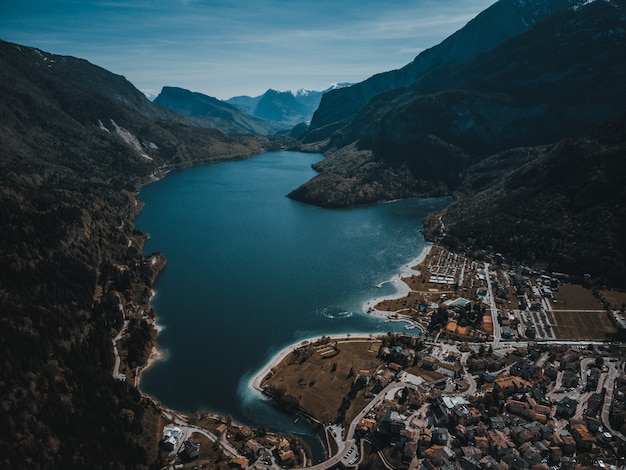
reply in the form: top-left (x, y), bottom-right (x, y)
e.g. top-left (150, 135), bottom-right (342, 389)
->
top-left (248, 244), bottom-right (626, 469)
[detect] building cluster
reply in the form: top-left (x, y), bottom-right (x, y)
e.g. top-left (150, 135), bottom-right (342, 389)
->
top-left (161, 426), bottom-right (200, 463)
top-left (354, 345), bottom-right (626, 469)
top-left (228, 435), bottom-right (297, 468)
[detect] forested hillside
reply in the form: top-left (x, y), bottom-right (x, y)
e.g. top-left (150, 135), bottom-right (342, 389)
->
top-left (0, 40), bottom-right (268, 468)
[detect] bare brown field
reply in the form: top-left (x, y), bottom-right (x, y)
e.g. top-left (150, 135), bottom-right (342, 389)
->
top-left (551, 284), bottom-right (603, 310)
top-left (549, 310), bottom-right (616, 340)
top-left (599, 289), bottom-right (626, 309)
top-left (375, 291), bottom-right (424, 313)
top-left (261, 340), bottom-right (384, 423)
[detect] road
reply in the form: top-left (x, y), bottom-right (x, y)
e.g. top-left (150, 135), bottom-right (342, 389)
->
top-left (307, 382), bottom-right (410, 470)
top-left (484, 262), bottom-right (502, 348)
top-left (601, 360), bottom-right (626, 443)
top-left (112, 319), bottom-right (128, 379)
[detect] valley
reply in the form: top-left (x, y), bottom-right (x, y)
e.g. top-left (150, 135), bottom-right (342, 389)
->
top-left (2, 0), bottom-right (626, 468)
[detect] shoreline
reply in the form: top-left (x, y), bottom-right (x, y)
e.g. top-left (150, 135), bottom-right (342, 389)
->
top-left (249, 242), bottom-right (433, 397)
top-left (249, 333), bottom-right (385, 396)
top-left (363, 242), bottom-right (431, 318)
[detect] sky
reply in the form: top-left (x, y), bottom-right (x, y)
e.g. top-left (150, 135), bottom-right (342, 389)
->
top-left (0, 0), bottom-right (496, 100)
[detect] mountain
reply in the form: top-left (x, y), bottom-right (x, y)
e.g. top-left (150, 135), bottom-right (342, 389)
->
top-left (0, 39), bottom-right (269, 468)
top-left (226, 83), bottom-right (351, 127)
top-left (154, 86), bottom-right (288, 135)
top-left (423, 110), bottom-right (626, 287)
top-left (253, 89), bottom-right (308, 124)
top-left (302, 0), bottom-right (576, 144)
top-left (290, 0), bottom-right (626, 207)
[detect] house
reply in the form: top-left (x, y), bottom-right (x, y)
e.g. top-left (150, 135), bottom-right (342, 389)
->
top-left (487, 429), bottom-right (515, 457)
top-left (586, 369), bottom-right (600, 391)
top-left (278, 449), bottom-right (295, 465)
top-left (421, 356), bottom-right (438, 371)
top-left (461, 456), bottom-right (483, 470)
top-left (519, 442), bottom-right (542, 466)
top-left (501, 326), bottom-right (514, 339)
top-left (380, 410), bottom-right (406, 436)
top-left (161, 426), bottom-right (183, 451)
top-left (556, 397), bottom-right (577, 419)
top-left (432, 428), bottom-right (449, 446)
top-left (561, 370), bottom-right (579, 389)
top-left (570, 422), bottom-right (594, 451)
top-left (245, 439), bottom-right (264, 458)
top-left (552, 432), bottom-right (576, 456)
top-left (490, 416), bottom-right (506, 431)
top-left (431, 398), bottom-right (449, 426)
top-left (230, 455), bottom-right (249, 468)
top-left (507, 399), bottom-right (532, 420)
top-left (403, 441), bottom-right (418, 463)
top-left (215, 423), bottom-right (228, 436)
top-left (493, 376), bottom-right (531, 395)
top-left (180, 439), bottom-right (200, 462)
top-left (357, 417), bottom-right (377, 434)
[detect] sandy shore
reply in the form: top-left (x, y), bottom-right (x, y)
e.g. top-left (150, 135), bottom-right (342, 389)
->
top-left (362, 242), bottom-right (432, 316)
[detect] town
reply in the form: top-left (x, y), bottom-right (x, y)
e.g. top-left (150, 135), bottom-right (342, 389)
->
top-left (158, 245), bottom-right (626, 469)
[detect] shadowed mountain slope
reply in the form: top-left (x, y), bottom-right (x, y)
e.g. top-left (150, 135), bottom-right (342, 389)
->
top-left (424, 111), bottom-right (626, 287)
top-left (290, 0), bottom-right (626, 207)
top-left (0, 39), bottom-right (268, 468)
top-left (303, 0), bottom-right (575, 144)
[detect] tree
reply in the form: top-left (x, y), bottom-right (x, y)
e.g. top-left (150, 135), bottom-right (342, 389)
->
top-left (595, 356), bottom-right (604, 368)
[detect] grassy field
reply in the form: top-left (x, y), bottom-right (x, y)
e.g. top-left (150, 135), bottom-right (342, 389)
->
top-left (261, 339), bottom-right (385, 423)
top-left (551, 284), bottom-right (604, 310)
top-left (598, 289), bottom-right (626, 310)
top-left (548, 310), bottom-right (616, 340)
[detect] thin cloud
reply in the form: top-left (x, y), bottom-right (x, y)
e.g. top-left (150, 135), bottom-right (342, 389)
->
top-left (1, 0), bottom-right (497, 98)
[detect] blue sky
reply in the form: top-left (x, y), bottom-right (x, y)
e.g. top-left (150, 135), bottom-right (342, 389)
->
top-left (1, 0), bottom-right (495, 99)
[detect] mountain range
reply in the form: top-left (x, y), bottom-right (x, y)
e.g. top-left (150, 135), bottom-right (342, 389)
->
top-left (226, 84), bottom-right (350, 127)
top-left (290, 0), bottom-right (626, 207)
top-left (302, 0), bottom-right (577, 144)
top-left (289, 0), bottom-right (626, 283)
top-left (153, 83), bottom-right (351, 137)
top-left (153, 86), bottom-right (288, 135)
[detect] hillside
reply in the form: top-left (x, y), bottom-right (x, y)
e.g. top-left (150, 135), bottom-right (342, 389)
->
top-left (154, 86), bottom-right (288, 135)
top-left (423, 111), bottom-right (626, 287)
top-left (0, 40), bottom-right (268, 468)
top-left (291, 0), bottom-right (626, 207)
top-left (302, 0), bottom-right (575, 144)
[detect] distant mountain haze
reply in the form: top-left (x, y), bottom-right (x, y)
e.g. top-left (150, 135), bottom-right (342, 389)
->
top-left (225, 84), bottom-right (351, 127)
top-left (154, 84), bottom-right (351, 135)
top-left (154, 86), bottom-right (289, 135)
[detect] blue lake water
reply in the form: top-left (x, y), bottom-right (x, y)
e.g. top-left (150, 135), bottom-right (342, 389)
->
top-left (135, 151), bottom-right (449, 457)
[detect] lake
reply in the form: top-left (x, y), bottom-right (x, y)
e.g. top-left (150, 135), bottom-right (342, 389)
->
top-left (135, 151), bottom-right (448, 456)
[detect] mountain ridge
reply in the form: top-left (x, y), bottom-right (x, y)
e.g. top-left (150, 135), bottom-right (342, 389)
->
top-left (154, 86), bottom-right (289, 135)
top-left (302, 0), bottom-right (576, 144)
top-left (290, 0), bottom-right (626, 207)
